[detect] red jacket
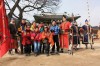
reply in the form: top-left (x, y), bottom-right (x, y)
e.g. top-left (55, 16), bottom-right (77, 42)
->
top-left (22, 32), bottom-right (31, 45)
top-left (31, 32), bottom-right (42, 42)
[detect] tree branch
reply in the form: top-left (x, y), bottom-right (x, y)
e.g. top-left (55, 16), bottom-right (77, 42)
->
top-left (8, 0), bottom-right (20, 19)
top-left (12, 13), bottom-right (19, 18)
top-left (5, 0), bottom-right (11, 10)
top-left (24, 8), bottom-right (35, 12)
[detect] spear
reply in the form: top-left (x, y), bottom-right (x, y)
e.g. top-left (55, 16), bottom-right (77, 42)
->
top-left (70, 13), bottom-right (74, 55)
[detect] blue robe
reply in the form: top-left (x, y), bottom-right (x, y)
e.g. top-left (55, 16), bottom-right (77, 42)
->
top-left (82, 25), bottom-right (91, 44)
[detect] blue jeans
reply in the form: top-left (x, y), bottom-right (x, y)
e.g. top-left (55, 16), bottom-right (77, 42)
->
top-left (34, 41), bottom-right (40, 53)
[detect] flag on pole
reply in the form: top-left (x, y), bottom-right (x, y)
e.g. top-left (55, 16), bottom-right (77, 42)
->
top-left (0, 0), bottom-right (11, 58)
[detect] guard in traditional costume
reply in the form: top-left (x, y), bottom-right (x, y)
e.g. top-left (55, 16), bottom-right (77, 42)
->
top-left (60, 15), bottom-right (71, 52)
top-left (71, 22), bottom-right (80, 50)
top-left (82, 19), bottom-right (93, 49)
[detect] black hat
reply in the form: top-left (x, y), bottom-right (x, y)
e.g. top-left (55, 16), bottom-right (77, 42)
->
top-left (62, 15), bottom-right (68, 19)
top-left (85, 19), bottom-right (88, 22)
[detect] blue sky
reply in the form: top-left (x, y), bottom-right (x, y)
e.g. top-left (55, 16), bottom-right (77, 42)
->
top-left (56, 0), bottom-right (100, 26)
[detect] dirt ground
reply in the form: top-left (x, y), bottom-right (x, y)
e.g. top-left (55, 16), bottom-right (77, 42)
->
top-left (0, 39), bottom-right (100, 66)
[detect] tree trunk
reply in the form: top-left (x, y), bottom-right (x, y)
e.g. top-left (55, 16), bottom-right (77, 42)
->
top-left (8, 0), bottom-right (20, 20)
top-left (16, 11), bottom-right (23, 28)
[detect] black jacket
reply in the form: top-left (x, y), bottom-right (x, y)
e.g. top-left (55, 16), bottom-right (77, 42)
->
top-left (9, 23), bottom-right (17, 35)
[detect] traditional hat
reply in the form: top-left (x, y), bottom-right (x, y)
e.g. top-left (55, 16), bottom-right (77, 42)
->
top-left (85, 19), bottom-right (88, 22)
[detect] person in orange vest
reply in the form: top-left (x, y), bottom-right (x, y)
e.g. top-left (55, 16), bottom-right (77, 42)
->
top-left (41, 26), bottom-right (54, 56)
top-left (38, 22), bottom-right (44, 53)
top-left (60, 15), bottom-right (71, 52)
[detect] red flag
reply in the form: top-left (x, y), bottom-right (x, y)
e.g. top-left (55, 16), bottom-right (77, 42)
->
top-left (0, 0), bottom-right (11, 58)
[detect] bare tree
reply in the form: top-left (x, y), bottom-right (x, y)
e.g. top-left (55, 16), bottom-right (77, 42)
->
top-left (5, 0), bottom-right (61, 23)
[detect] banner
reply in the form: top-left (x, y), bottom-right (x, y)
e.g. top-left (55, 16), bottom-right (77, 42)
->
top-left (0, 0), bottom-right (11, 58)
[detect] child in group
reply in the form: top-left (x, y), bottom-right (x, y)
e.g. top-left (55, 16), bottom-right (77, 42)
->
top-left (41, 26), bottom-right (54, 56)
top-left (22, 25), bottom-right (31, 56)
top-left (31, 26), bottom-right (42, 56)
top-left (38, 23), bottom-right (44, 53)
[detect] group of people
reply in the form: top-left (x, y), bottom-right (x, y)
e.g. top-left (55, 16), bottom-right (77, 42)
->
top-left (8, 15), bottom-right (94, 56)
